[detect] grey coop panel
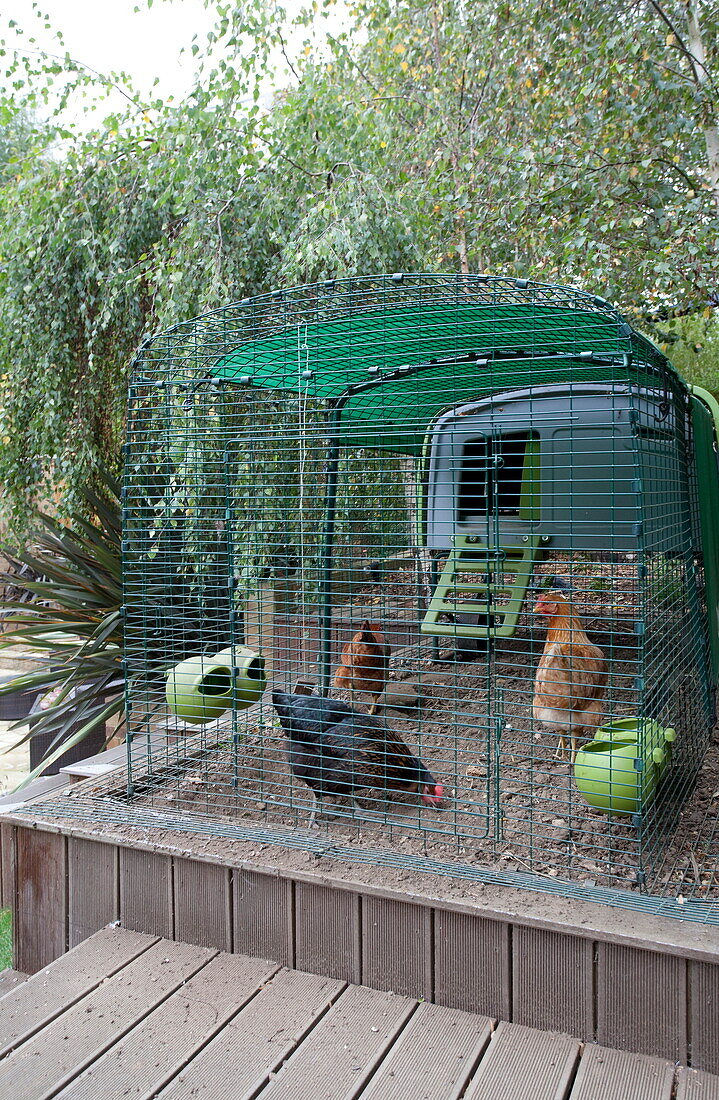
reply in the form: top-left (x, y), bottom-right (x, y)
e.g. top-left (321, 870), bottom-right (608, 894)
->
top-left (424, 383), bottom-right (679, 552)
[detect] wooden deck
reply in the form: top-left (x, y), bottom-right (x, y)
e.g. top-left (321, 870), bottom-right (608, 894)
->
top-left (0, 927), bottom-right (716, 1100)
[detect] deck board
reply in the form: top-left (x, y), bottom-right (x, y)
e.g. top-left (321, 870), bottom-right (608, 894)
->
top-left (676, 1069), bottom-right (719, 1100)
top-left (254, 984), bottom-right (414, 1100)
top-left (294, 882), bottom-right (361, 983)
top-left (173, 858), bottom-right (231, 952)
top-left (512, 927), bottom-right (593, 1038)
top-left (154, 968), bottom-right (345, 1100)
top-left (569, 1044), bottom-right (674, 1100)
top-left (120, 848), bottom-right (173, 939)
top-left (361, 896), bottom-right (432, 1000)
top-left (51, 953), bottom-right (279, 1100)
top-left (0, 939), bottom-right (214, 1100)
top-left (68, 838), bottom-right (118, 948)
top-left (433, 910), bottom-right (510, 1018)
top-left (14, 828), bottom-right (66, 973)
top-left (688, 962), bottom-right (719, 1076)
top-left (360, 1001), bottom-right (493, 1100)
top-left (596, 943), bottom-right (687, 1061)
top-left (463, 1020), bottom-right (580, 1100)
top-left (1, 927), bottom-right (718, 1100)
top-left (0, 926), bottom-right (157, 1055)
top-left (0, 970), bottom-right (26, 1000)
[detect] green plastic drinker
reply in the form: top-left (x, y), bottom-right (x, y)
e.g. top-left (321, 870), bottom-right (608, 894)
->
top-left (165, 646), bottom-right (267, 724)
top-left (574, 717), bottom-right (676, 815)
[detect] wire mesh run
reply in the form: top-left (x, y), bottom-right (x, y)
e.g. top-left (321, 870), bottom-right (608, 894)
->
top-left (113, 273), bottom-right (718, 903)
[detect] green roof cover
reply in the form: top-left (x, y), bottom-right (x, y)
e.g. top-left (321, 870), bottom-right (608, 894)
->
top-left (211, 298), bottom-right (676, 453)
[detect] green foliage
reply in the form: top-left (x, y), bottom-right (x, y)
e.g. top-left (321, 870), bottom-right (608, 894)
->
top-left (0, 457), bottom-right (246, 784)
top-left (2, 0), bottom-right (719, 526)
top-left (285, 0), bottom-right (719, 305)
top-left (0, 138), bottom-right (163, 522)
top-left (0, 909), bottom-right (11, 971)
top-left (125, 379), bottom-right (411, 610)
top-left (646, 314), bottom-right (719, 393)
top-left (0, 468), bottom-right (124, 783)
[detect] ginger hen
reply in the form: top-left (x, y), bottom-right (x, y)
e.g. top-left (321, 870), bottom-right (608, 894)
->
top-left (333, 619), bottom-right (390, 714)
top-left (533, 581), bottom-right (608, 763)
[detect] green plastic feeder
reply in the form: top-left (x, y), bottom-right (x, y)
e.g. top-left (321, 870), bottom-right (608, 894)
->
top-left (165, 646), bottom-right (267, 724)
top-left (574, 718), bottom-right (676, 815)
top-left (594, 716), bottom-right (675, 750)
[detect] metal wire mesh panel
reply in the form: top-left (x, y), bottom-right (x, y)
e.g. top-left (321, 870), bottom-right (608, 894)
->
top-left (117, 274), bottom-right (718, 899)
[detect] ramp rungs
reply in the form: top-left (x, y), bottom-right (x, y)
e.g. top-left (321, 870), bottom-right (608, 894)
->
top-left (421, 534), bottom-right (542, 640)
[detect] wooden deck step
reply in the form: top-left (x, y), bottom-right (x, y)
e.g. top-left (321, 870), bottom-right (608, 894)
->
top-left (254, 984), bottom-right (415, 1099)
top-left (677, 1068), bottom-right (719, 1100)
top-left (0, 926), bottom-right (157, 1055)
top-left (0, 927), bottom-right (717, 1100)
top-left (0, 938), bottom-right (214, 1100)
top-left (360, 1001), bottom-right (493, 1100)
top-left (0, 971), bottom-right (26, 1001)
top-left (155, 968), bottom-right (345, 1100)
top-left (570, 1045), bottom-right (674, 1100)
top-left (51, 953), bottom-right (280, 1100)
top-left (463, 1020), bottom-right (581, 1100)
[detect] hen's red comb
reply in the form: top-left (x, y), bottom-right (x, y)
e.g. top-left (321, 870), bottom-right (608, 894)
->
top-left (422, 783), bottom-right (444, 808)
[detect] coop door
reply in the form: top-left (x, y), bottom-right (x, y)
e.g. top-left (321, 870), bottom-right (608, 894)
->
top-left (459, 432), bottom-right (539, 525)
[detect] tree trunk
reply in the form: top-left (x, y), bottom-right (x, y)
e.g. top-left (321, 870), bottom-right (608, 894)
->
top-left (685, 1), bottom-right (719, 212)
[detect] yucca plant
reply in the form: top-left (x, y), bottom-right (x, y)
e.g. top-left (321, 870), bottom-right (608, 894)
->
top-left (0, 469), bottom-right (124, 786)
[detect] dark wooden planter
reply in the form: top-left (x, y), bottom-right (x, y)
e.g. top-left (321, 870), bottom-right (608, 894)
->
top-left (0, 676), bottom-right (41, 722)
top-left (28, 721), bottom-right (106, 776)
top-left (2, 816), bottom-right (718, 1075)
top-left (0, 672), bottom-right (107, 773)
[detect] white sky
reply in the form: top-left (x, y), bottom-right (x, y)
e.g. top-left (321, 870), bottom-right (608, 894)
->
top-left (5, 0), bottom-right (216, 106)
top-left (2, 0), bottom-right (343, 126)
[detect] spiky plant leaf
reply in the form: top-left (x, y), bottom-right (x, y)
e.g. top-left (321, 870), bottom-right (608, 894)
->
top-left (0, 468), bottom-right (124, 788)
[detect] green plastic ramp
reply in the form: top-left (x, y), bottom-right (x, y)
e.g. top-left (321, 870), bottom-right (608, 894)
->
top-left (421, 534), bottom-right (542, 639)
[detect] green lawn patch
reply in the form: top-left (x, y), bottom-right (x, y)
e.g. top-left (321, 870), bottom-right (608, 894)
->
top-left (0, 909), bottom-right (12, 971)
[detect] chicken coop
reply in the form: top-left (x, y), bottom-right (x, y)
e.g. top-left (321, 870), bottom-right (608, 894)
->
top-left (116, 273), bottom-right (719, 900)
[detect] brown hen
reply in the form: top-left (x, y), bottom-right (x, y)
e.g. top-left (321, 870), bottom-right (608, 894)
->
top-left (533, 586), bottom-right (608, 763)
top-left (333, 619), bottom-right (391, 714)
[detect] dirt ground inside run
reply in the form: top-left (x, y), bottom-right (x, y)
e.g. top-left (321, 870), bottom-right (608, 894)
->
top-left (65, 560), bottom-right (719, 903)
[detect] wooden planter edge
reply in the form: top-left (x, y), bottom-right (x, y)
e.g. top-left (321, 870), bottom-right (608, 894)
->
top-left (3, 813), bottom-right (718, 1071)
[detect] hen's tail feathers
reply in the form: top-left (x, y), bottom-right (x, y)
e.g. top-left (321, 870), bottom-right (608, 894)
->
top-left (546, 575), bottom-right (572, 592)
top-left (359, 619), bottom-right (383, 643)
top-left (530, 573), bottom-right (573, 594)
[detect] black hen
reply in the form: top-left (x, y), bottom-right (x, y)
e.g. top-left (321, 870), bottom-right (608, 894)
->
top-left (272, 691), bottom-right (444, 826)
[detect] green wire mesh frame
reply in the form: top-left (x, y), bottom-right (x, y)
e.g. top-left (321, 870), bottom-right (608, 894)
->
top-left (202, 277), bottom-right (685, 688)
top-left (116, 272), bottom-right (719, 918)
top-left (690, 385), bottom-right (719, 679)
top-left (211, 303), bottom-right (667, 454)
